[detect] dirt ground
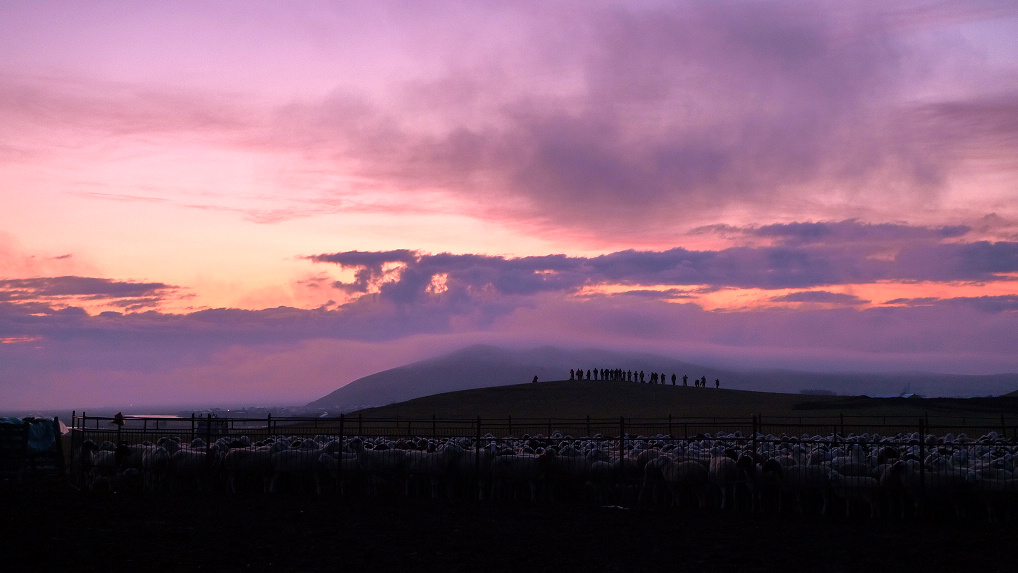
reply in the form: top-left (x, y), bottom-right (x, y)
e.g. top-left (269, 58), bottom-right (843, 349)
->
top-left (3, 485), bottom-right (1017, 572)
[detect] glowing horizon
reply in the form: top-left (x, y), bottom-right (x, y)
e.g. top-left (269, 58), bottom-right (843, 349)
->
top-left (2, 1), bottom-right (1017, 409)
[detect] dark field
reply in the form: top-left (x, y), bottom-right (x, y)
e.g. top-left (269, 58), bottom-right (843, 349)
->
top-left (4, 485), bottom-right (1017, 572)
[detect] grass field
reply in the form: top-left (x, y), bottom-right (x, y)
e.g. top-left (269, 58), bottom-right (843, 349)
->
top-left (349, 380), bottom-right (1018, 432)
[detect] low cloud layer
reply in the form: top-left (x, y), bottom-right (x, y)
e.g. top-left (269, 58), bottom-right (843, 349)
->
top-left (309, 222), bottom-right (1018, 300)
top-left (3, 219), bottom-right (1017, 409)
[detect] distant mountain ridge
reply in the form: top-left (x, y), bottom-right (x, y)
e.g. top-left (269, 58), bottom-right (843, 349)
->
top-left (307, 345), bottom-right (1018, 412)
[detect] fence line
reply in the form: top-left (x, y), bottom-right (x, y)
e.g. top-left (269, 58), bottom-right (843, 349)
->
top-left (70, 411), bottom-right (1018, 444)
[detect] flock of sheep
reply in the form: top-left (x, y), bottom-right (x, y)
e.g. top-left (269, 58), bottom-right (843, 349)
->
top-left (74, 426), bottom-right (1018, 521)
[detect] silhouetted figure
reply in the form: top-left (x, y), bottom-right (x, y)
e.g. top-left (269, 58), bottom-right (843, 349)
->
top-left (112, 412), bottom-right (126, 427)
top-left (569, 369), bottom-right (575, 380)
top-left (533, 375), bottom-right (538, 384)
top-left (715, 378), bottom-right (720, 389)
top-left (586, 370), bottom-right (591, 380)
top-left (701, 376), bottom-right (707, 387)
top-left (671, 373), bottom-right (676, 385)
top-left (682, 374), bottom-right (688, 387)
top-left (640, 370), bottom-right (645, 383)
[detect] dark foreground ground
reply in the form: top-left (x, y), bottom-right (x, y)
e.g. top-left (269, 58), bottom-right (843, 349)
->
top-left (3, 485), bottom-right (1017, 572)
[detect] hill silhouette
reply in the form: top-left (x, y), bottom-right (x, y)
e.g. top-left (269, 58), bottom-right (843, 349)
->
top-left (350, 381), bottom-right (1018, 422)
top-left (308, 345), bottom-right (1018, 413)
top-left (308, 345), bottom-right (715, 412)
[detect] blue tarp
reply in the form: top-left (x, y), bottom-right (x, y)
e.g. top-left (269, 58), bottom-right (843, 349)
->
top-left (1, 417), bottom-right (58, 455)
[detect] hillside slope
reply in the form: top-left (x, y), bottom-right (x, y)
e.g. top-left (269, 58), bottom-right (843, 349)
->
top-left (308, 344), bottom-right (709, 412)
top-left (309, 344), bottom-right (1018, 412)
top-left (352, 380), bottom-right (1018, 421)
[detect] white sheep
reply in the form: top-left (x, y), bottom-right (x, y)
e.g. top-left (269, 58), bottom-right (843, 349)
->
top-left (170, 445), bottom-right (220, 492)
top-left (406, 442), bottom-right (464, 498)
top-left (547, 445), bottom-right (593, 502)
top-left (779, 463), bottom-right (833, 514)
top-left (661, 458), bottom-right (709, 508)
top-left (141, 445), bottom-right (172, 492)
top-left (708, 454), bottom-right (741, 509)
top-left (316, 451), bottom-right (360, 495)
top-left (349, 438), bottom-right (411, 496)
top-left (829, 471), bottom-right (881, 518)
top-left (221, 441), bottom-right (288, 494)
top-left (269, 444), bottom-right (323, 494)
top-left (490, 452), bottom-right (551, 501)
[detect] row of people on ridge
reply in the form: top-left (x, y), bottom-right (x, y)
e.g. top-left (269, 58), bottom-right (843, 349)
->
top-left (569, 368), bottom-right (719, 388)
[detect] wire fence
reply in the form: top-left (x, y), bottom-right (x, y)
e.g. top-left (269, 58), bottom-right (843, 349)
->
top-left (65, 412), bottom-right (1018, 519)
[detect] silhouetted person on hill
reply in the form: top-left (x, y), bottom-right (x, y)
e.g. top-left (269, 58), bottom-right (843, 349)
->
top-left (682, 374), bottom-right (688, 387)
top-left (586, 370), bottom-right (591, 380)
top-left (701, 376), bottom-right (707, 387)
top-left (569, 369), bottom-right (575, 380)
top-left (671, 373), bottom-right (676, 385)
top-left (639, 370), bottom-right (645, 383)
top-left (533, 375), bottom-right (538, 384)
top-left (715, 378), bottom-right (720, 389)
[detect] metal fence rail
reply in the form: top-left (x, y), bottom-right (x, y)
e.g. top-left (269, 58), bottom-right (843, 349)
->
top-left (66, 412), bottom-right (1018, 520)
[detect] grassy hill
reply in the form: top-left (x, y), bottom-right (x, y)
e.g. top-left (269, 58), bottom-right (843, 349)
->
top-left (349, 380), bottom-right (1018, 422)
top-left (310, 345), bottom-right (1018, 413)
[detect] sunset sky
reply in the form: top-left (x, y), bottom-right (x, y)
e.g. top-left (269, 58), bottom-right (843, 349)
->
top-left (2, 1), bottom-right (1017, 409)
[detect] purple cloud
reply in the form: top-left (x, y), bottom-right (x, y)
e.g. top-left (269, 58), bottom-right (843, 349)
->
top-left (308, 250), bottom-right (419, 293)
top-left (247, 3), bottom-right (1018, 238)
top-left (754, 221), bottom-right (971, 245)
top-left (308, 224), bottom-right (1018, 297)
top-left (771, 291), bottom-right (866, 305)
top-left (885, 295), bottom-right (1018, 313)
top-left (0, 276), bottom-right (177, 304)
